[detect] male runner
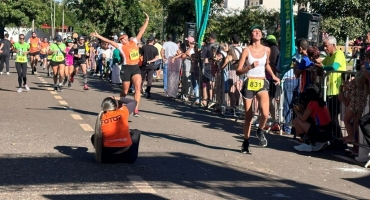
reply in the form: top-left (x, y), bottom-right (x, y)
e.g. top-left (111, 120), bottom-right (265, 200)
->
top-left (68, 36), bottom-right (90, 90)
top-left (40, 37), bottom-right (49, 70)
top-left (91, 12), bottom-right (149, 117)
top-left (28, 32), bottom-right (41, 74)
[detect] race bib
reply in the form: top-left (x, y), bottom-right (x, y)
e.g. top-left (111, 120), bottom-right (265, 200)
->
top-left (129, 49), bottom-right (139, 60)
top-left (16, 56), bottom-right (27, 62)
top-left (247, 79), bottom-right (264, 91)
top-left (32, 44), bottom-right (38, 48)
top-left (55, 55), bottom-right (64, 61)
top-left (41, 48), bottom-right (46, 53)
top-left (78, 49), bottom-right (85, 55)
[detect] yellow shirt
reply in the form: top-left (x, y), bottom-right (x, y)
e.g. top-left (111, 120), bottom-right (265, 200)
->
top-left (154, 43), bottom-right (162, 59)
top-left (322, 49), bottom-right (346, 95)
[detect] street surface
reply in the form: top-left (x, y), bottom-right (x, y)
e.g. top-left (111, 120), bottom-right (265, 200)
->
top-left (0, 60), bottom-right (369, 200)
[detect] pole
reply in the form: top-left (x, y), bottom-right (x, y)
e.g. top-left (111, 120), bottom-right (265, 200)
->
top-left (53, 0), bottom-right (56, 37)
top-left (62, 7), bottom-right (65, 37)
top-left (345, 36), bottom-right (349, 59)
top-left (162, 7), bottom-right (165, 41)
top-left (50, 0), bottom-right (53, 38)
top-left (32, 20), bottom-right (34, 32)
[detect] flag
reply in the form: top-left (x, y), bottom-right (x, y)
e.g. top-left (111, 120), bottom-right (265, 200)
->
top-left (279, 0), bottom-right (296, 79)
top-left (195, 0), bottom-right (212, 44)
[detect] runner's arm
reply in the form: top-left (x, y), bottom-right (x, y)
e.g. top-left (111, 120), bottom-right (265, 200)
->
top-left (136, 12), bottom-right (150, 43)
top-left (92, 32), bottom-right (119, 49)
top-left (236, 48), bottom-right (252, 75)
top-left (119, 97), bottom-right (137, 114)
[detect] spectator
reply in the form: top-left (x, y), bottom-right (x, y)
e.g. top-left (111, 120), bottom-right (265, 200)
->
top-left (314, 36), bottom-right (347, 139)
top-left (293, 84), bottom-right (332, 152)
top-left (0, 33), bottom-right (11, 75)
top-left (161, 35), bottom-right (178, 95)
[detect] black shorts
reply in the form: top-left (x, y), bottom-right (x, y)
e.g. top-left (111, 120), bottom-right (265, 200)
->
top-left (29, 51), bottom-right (40, 57)
top-left (74, 59), bottom-right (86, 68)
top-left (307, 123), bottom-right (332, 143)
top-left (268, 79), bottom-right (280, 98)
top-left (120, 65), bottom-right (141, 82)
top-left (40, 54), bottom-right (48, 60)
top-left (240, 78), bottom-right (269, 99)
top-left (50, 60), bottom-right (65, 67)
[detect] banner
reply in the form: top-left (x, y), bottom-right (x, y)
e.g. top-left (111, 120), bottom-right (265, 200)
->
top-left (279, 0), bottom-right (296, 79)
top-left (195, 0), bottom-right (212, 44)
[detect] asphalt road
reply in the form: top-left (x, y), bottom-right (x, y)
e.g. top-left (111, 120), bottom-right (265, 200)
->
top-left (0, 60), bottom-right (369, 200)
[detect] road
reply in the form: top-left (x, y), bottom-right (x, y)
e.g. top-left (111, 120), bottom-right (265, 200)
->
top-left (0, 60), bottom-right (369, 200)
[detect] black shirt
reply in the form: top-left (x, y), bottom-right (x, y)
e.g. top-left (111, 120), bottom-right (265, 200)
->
top-left (69, 43), bottom-right (87, 60)
top-left (140, 45), bottom-right (158, 66)
top-left (0, 39), bottom-right (12, 56)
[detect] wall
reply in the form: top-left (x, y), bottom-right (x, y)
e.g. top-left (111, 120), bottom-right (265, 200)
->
top-left (5, 27), bottom-right (53, 42)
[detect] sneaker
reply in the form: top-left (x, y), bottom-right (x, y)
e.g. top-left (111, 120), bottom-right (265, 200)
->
top-left (68, 81), bottom-right (72, 88)
top-left (294, 143), bottom-right (313, 152)
top-left (70, 73), bottom-right (75, 83)
top-left (17, 88), bottom-right (22, 93)
top-left (133, 109), bottom-right (140, 117)
top-left (271, 123), bottom-right (281, 131)
top-left (224, 109), bottom-right (235, 117)
top-left (146, 93), bottom-right (151, 98)
top-left (6, 72), bottom-right (9, 75)
top-left (58, 85), bottom-right (63, 92)
top-left (24, 84), bottom-right (30, 91)
top-left (62, 77), bottom-right (68, 86)
top-left (241, 141), bottom-right (251, 154)
top-left (256, 128), bottom-right (268, 147)
top-left (312, 142), bottom-right (328, 152)
top-left (54, 86), bottom-right (58, 91)
top-left (83, 84), bottom-right (89, 90)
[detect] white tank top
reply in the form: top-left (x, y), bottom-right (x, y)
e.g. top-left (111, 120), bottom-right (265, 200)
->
top-left (245, 47), bottom-right (267, 78)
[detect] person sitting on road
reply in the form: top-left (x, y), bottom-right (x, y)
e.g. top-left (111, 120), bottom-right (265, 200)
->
top-left (292, 84), bottom-right (332, 152)
top-left (91, 97), bottom-right (141, 164)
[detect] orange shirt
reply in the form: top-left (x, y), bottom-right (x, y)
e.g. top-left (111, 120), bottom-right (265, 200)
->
top-left (40, 42), bottom-right (49, 54)
top-left (29, 37), bottom-right (40, 53)
top-left (101, 107), bottom-right (132, 147)
top-left (121, 40), bottom-right (140, 65)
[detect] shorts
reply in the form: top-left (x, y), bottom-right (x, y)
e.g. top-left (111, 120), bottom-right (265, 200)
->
top-left (50, 61), bottom-right (65, 67)
top-left (40, 54), bottom-right (47, 60)
top-left (29, 51), bottom-right (40, 57)
top-left (240, 78), bottom-right (269, 99)
top-left (74, 59), bottom-right (86, 68)
top-left (268, 79), bottom-right (280, 98)
top-left (307, 123), bottom-right (332, 143)
top-left (120, 65), bottom-right (141, 82)
top-left (202, 69), bottom-right (215, 82)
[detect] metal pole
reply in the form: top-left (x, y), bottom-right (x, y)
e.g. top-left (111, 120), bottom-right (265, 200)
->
top-left (32, 20), bottom-right (34, 32)
top-left (50, 0), bottom-right (53, 38)
top-left (162, 7), bottom-right (165, 41)
top-left (53, 0), bottom-right (56, 37)
top-left (62, 6), bottom-right (65, 37)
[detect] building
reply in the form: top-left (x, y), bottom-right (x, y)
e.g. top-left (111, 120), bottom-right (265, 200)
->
top-left (223, 0), bottom-right (301, 13)
top-left (223, 0), bottom-right (245, 10)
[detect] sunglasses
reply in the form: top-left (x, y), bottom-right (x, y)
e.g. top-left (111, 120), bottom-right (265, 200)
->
top-left (19, 38), bottom-right (25, 40)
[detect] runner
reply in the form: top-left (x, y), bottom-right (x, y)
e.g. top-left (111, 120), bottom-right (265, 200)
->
top-left (65, 39), bottom-right (74, 88)
top-left (40, 37), bottom-right (49, 70)
top-left (13, 34), bottom-right (30, 93)
top-left (236, 25), bottom-right (280, 154)
top-left (49, 35), bottom-right (67, 92)
top-left (46, 40), bottom-right (53, 77)
top-left (28, 32), bottom-right (41, 74)
top-left (91, 12), bottom-right (149, 117)
top-left (68, 36), bottom-right (90, 90)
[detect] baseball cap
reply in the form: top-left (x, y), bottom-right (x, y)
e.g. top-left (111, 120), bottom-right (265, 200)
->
top-left (147, 35), bottom-right (155, 41)
top-left (66, 39), bottom-right (73, 43)
top-left (79, 36), bottom-right (85, 40)
top-left (55, 35), bottom-right (62, 42)
top-left (118, 31), bottom-right (128, 39)
top-left (250, 25), bottom-right (263, 33)
top-left (266, 35), bottom-right (276, 41)
top-left (185, 36), bottom-right (195, 43)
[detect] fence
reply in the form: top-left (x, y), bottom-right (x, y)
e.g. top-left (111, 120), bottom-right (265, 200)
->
top-left (165, 56), bottom-right (370, 167)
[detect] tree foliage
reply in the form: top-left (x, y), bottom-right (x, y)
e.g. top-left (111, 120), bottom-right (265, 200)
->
top-left (140, 0), bottom-right (165, 40)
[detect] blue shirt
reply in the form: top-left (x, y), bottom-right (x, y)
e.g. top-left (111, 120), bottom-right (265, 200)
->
top-left (298, 55), bottom-right (314, 92)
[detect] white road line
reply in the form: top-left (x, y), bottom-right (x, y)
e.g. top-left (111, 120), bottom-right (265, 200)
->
top-left (46, 87), bottom-right (53, 91)
top-left (39, 78), bottom-right (46, 82)
top-left (127, 175), bottom-right (156, 194)
top-left (80, 124), bottom-right (94, 131)
top-left (54, 96), bottom-right (62, 100)
top-left (59, 101), bottom-right (68, 105)
top-left (41, 81), bottom-right (47, 84)
top-left (50, 91), bottom-right (57, 95)
top-left (71, 114), bottom-right (83, 120)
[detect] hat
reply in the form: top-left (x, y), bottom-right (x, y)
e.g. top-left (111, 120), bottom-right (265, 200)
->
top-left (118, 31), bottom-right (127, 39)
top-left (266, 35), bottom-right (276, 41)
top-left (55, 35), bottom-right (62, 42)
top-left (250, 25), bottom-right (263, 33)
top-left (66, 39), bottom-right (73, 43)
top-left (147, 35), bottom-right (155, 41)
top-left (79, 36), bottom-right (85, 40)
top-left (185, 36), bottom-right (195, 43)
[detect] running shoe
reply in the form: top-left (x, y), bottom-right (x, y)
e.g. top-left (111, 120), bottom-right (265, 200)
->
top-left (68, 81), bottom-right (72, 88)
top-left (62, 77), bottom-right (68, 86)
top-left (294, 143), bottom-right (313, 152)
top-left (256, 128), bottom-right (268, 147)
top-left (54, 86), bottom-right (58, 91)
top-left (312, 142), bottom-right (328, 152)
top-left (17, 88), bottom-right (22, 93)
top-left (241, 140), bottom-right (251, 154)
top-left (70, 73), bottom-right (75, 83)
top-left (24, 84), bottom-right (30, 91)
top-left (83, 84), bottom-right (89, 90)
top-left (133, 109), bottom-right (140, 117)
top-left (58, 85), bottom-right (63, 92)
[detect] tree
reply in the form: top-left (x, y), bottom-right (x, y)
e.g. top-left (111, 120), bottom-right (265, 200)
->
top-left (140, 0), bottom-right (165, 40)
top-left (0, 0), bottom-right (49, 38)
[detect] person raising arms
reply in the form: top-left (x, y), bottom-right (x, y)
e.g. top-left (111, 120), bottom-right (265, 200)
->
top-left (91, 12), bottom-right (149, 117)
top-left (236, 25), bottom-right (280, 154)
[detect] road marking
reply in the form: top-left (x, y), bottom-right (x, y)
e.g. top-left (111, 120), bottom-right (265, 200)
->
top-left (59, 101), bottom-right (68, 105)
top-left (39, 78), bottom-right (46, 82)
top-left (54, 96), bottom-right (62, 100)
top-left (50, 91), bottom-right (57, 95)
top-left (42, 81), bottom-right (47, 84)
top-left (71, 114), bottom-right (83, 120)
top-left (46, 87), bottom-right (53, 91)
top-left (127, 175), bottom-right (156, 194)
top-left (80, 124), bottom-right (94, 131)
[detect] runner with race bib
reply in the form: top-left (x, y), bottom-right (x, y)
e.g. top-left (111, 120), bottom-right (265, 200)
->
top-left (91, 12), bottom-right (149, 117)
top-left (236, 25), bottom-right (280, 154)
top-left (13, 34), bottom-right (31, 93)
top-left (49, 35), bottom-right (67, 92)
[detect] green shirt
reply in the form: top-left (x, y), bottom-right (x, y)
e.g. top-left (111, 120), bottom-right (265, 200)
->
top-left (14, 42), bottom-right (30, 63)
top-left (50, 43), bottom-right (67, 62)
top-left (112, 49), bottom-right (122, 64)
top-left (322, 49), bottom-right (346, 95)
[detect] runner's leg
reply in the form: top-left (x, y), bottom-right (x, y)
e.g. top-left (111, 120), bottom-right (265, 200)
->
top-left (58, 64), bottom-right (65, 90)
top-left (132, 74), bottom-right (142, 110)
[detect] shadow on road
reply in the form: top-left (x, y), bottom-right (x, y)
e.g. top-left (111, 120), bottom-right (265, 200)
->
top-left (43, 193), bottom-right (168, 200)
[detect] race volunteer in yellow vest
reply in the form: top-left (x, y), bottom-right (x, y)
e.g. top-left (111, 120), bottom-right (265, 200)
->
top-left (314, 36), bottom-right (346, 139)
top-left (91, 12), bottom-right (149, 117)
top-left (91, 96), bottom-right (140, 163)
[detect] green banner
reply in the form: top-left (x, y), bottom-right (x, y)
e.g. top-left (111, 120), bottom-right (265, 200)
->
top-left (279, 0), bottom-right (296, 79)
top-left (195, 0), bottom-right (211, 44)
